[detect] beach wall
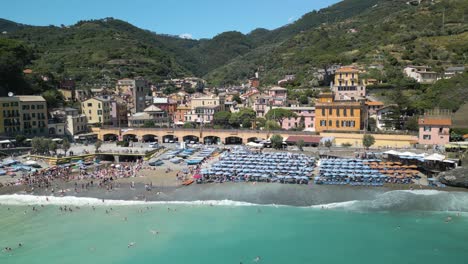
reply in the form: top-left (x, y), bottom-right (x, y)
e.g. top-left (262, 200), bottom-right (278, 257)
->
top-left (320, 132), bottom-right (417, 148)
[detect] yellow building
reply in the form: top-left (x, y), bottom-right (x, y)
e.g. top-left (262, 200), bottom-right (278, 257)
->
top-left (82, 96), bottom-right (112, 126)
top-left (0, 96), bottom-right (48, 136)
top-left (314, 93), bottom-right (365, 132)
top-left (332, 66), bottom-right (366, 100)
top-left (0, 97), bottom-right (20, 135)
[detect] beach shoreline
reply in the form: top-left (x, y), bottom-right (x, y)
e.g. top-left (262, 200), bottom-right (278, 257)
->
top-left (1, 179), bottom-right (465, 208)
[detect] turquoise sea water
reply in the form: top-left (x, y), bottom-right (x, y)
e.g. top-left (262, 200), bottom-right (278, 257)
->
top-left (1, 192), bottom-right (468, 264)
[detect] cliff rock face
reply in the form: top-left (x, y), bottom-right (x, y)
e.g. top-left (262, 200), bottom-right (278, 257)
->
top-left (439, 167), bottom-right (468, 188)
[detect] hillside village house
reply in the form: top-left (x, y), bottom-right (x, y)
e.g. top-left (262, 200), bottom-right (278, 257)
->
top-left (253, 96), bottom-right (269, 118)
top-left (116, 77), bottom-right (150, 113)
top-left (374, 105), bottom-right (398, 131)
top-left (185, 94), bottom-right (225, 124)
top-left (268, 87), bottom-right (288, 106)
top-left (50, 107), bottom-right (88, 136)
top-left (110, 99), bottom-right (128, 127)
top-left (418, 115), bottom-right (452, 146)
top-left (365, 101), bottom-right (384, 115)
top-left (314, 93), bottom-right (365, 133)
top-left (331, 66), bottom-right (366, 100)
top-left (444, 66), bottom-right (465, 79)
top-left (152, 97), bottom-right (177, 116)
top-left (128, 105), bottom-right (170, 128)
top-left (403, 65), bottom-right (438, 84)
top-left (81, 96), bottom-right (112, 126)
top-left (174, 105), bottom-right (191, 125)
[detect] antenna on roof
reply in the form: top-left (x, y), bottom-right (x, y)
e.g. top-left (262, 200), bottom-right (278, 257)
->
top-left (8, 92), bottom-right (14, 97)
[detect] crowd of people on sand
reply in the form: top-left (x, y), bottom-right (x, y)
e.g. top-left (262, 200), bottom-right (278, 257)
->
top-left (1, 159), bottom-right (145, 194)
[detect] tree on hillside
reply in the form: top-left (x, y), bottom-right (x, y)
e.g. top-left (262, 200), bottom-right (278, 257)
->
top-left (0, 39), bottom-right (33, 96)
top-left (299, 95), bottom-right (309, 105)
top-left (270, 134), bottom-right (284, 149)
top-left (265, 108), bottom-right (297, 126)
top-left (265, 120), bottom-right (281, 131)
top-left (362, 134), bottom-right (375, 149)
top-left (255, 117), bottom-right (266, 129)
top-left (229, 108), bottom-right (256, 128)
top-left (42, 89), bottom-right (64, 108)
top-left (213, 111), bottom-right (232, 128)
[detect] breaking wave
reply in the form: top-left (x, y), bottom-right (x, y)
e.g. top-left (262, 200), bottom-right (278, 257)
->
top-left (0, 194), bottom-right (258, 207)
top-left (311, 190), bottom-right (468, 212)
top-left (1, 189), bottom-right (468, 212)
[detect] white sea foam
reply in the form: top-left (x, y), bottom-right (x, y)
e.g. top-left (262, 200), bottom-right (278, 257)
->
top-left (310, 189), bottom-right (468, 212)
top-left (0, 194), bottom-right (259, 207)
top-left (310, 200), bottom-right (358, 209)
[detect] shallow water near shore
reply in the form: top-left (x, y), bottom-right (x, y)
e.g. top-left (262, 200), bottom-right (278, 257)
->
top-left (1, 190), bottom-right (468, 264)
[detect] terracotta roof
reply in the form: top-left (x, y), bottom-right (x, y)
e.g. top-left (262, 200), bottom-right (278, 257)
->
top-left (366, 101), bottom-right (384, 106)
top-left (463, 134), bottom-right (468, 139)
top-left (336, 66), bottom-right (359, 73)
top-left (285, 136), bottom-right (322, 144)
top-left (23, 69), bottom-right (33, 74)
top-left (418, 118), bottom-right (452, 126)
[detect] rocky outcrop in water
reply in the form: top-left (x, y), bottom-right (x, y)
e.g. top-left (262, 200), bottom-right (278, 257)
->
top-left (439, 167), bottom-right (468, 188)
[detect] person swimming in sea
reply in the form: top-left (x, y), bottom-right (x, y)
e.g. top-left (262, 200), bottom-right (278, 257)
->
top-left (254, 256), bottom-right (261, 262)
top-left (128, 242), bottom-right (136, 248)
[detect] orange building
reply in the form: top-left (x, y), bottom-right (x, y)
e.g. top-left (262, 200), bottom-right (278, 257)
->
top-left (314, 93), bottom-right (365, 132)
top-left (174, 105), bottom-right (191, 125)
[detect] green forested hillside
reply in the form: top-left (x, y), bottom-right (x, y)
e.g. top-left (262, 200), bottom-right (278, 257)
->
top-left (0, 0), bottom-right (466, 100)
top-left (206, 0), bottom-right (468, 86)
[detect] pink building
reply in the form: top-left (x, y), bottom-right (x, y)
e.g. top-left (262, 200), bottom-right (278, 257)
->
top-left (268, 87), bottom-right (288, 106)
top-left (278, 107), bottom-right (315, 131)
top-left (418, 117), bottom-right (451, 146)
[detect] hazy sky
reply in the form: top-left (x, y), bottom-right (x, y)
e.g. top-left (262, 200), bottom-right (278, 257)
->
top-left (1, 0), bottom-right (340, 39)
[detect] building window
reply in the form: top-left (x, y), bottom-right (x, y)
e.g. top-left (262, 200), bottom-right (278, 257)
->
top-left (336, 120), bottom-right (340, 127)
top-left (350, 109), bottom-right (354, 116)
top-left (31, 105), bottom-right (35, 110)
top-left (322, 109), bottom-right (325, 116)
top-left (343, 109), bottom-right (347, 116)
top-left (328, 120), bottom-right (332, 126)
top-left (423, 135), bottom-right (431, 140)
top-left (337, 109), bottom-right (340, 117)
top-left (88, 103), bottom-right (92, 107)
top-left (320, 120), bottom-right (326, 126)
top-left (329, 108), bottom-right (332, 115)
top-left (424, 126), bottom-right (431, 132)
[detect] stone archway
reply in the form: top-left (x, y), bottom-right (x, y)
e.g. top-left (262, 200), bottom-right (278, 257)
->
top-left (142, 134), bottom-right (158, 143)
top-left (225, 136), bottom-right (243, 145)
top-left (123, 134), bottom-right (138, 142)
top-left (162, 135), bottom-right (178, 143)
top-left (203, 136), bottom-right (221, 145)
top-left (247, 137), bottom-right (260, 143)
top-left (183, 135), bottom-right (199, 143)
top-left (103, 133), bottom-right (119, 142)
